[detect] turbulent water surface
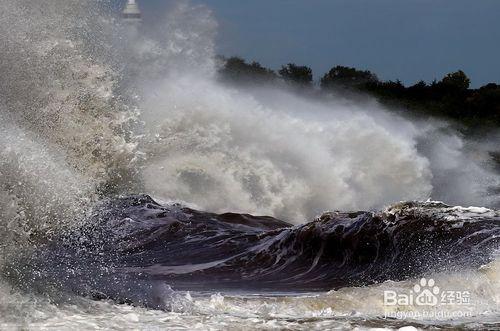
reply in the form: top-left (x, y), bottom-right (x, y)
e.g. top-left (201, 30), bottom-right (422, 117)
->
top-left (1, 1), bottom-right (499, 330)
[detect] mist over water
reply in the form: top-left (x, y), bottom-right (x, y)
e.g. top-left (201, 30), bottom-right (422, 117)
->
top-left (0, 0), bottom-right (497, 227)
top-left (0, 1), bottom-right (499, 329)
top-left (134, 4), bottom-right (499, 221)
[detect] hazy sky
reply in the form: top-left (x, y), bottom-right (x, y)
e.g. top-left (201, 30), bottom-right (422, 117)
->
top-left (139, 0), bottom-right (500, 87)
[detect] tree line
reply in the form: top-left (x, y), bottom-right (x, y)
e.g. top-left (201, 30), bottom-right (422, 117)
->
top-left (218, 56), bottom-right (500, 129)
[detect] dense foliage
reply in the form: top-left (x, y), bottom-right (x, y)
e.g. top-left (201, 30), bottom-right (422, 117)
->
top-left (218, 56), bottom-right (500, 129)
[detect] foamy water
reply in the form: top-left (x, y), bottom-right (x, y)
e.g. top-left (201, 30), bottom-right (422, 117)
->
top-left (1, 260), bottom-right (499, 330)
top-left (0, 1), bottom-right (499, 330)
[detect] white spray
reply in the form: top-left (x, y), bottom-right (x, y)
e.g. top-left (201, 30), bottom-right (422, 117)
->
top-left (132, 3), bottom-right (499, 222)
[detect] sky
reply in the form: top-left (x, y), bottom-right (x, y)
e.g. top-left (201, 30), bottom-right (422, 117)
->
top-left (138, 0), bottom-right (500, 87)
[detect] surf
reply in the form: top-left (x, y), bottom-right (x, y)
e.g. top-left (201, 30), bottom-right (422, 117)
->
top-left (7, 195), bottom-right (499, 310)
top-left (0, 0), bottom-right (499, 329)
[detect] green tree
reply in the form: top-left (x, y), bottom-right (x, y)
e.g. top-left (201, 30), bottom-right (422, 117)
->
top-left (320, 65), bottom-right (378, 90)
top-left (279, 63), bottom-right (313, 86)
top-left (440, 70), bottom-right (470, 91)
top-left (219, 56), bottom-right (277, 84)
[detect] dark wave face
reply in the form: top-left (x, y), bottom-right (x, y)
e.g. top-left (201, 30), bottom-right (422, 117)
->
top-left (7, 195), bottom-right (500, 309)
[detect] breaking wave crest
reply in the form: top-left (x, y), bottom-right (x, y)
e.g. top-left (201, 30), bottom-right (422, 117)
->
top-left (0, 0), bottom-right (497, 238)
top-left (4, 195), bottom-right (499, 329)
top-left (0, 0), bottom-right (499, 328)
top-left (133, 5), bottom-right (500, 221)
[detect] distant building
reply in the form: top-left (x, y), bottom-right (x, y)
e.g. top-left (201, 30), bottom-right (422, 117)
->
top-left (122, 0), bottom-right (142, 23)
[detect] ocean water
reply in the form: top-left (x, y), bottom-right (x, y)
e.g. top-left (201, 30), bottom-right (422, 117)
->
top-left (0, 1), bottom-right (499, 330)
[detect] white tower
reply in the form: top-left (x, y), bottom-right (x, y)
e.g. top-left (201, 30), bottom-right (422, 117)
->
top-left (122, 0), bottom-right (142, 23)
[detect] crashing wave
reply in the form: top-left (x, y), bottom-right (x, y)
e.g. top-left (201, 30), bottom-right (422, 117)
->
top-left (6, 196), bottom-right (499, 309)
